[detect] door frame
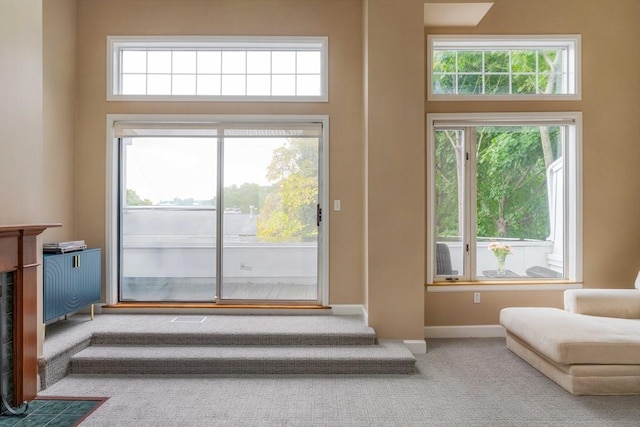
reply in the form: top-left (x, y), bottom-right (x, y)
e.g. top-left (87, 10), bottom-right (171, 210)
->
top-left (106, 114), bottom-right (329, 306)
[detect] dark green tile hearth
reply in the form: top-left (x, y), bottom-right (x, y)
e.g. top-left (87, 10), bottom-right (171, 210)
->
top-left (0, 398), bottom-right (105, 427)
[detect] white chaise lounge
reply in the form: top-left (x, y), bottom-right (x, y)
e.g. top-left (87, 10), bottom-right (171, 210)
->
top-left (500, 272), bottom-right (640, 395)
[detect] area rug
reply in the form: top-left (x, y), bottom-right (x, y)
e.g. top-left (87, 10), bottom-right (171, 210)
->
top-left (0, 396), bottom-right (107, 426)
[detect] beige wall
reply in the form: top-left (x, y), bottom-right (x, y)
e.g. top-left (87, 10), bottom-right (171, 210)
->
top-left (0, 0), bottom-right (77, 358)
top-left (75, 0), bottom-right (366, 305)
top-left (425, 0), bottom-right (640, 326)
top-left (364, 0), bottom-right (425, 339)
top-left (0, 0), bottom-right (44, 225)
top-left (41, 0), bottom-right (79, 356)
top-left (43, 0), bottom-right (78, 243)
top-left (22, 0), bottom-right (636, 339)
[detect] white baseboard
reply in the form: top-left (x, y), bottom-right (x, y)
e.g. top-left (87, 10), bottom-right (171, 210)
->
top-left (404, 339), bottom-right (427, 354)
top-left (424, 325), bottom-right (505, 338)
top-left (330, 304), bottom-right (367, 318)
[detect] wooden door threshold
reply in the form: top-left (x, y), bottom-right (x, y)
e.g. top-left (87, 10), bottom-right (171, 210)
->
top-left (102, 302), bottom-right (331, 310)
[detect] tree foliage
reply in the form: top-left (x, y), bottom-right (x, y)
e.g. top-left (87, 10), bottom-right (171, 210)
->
top-left (433, 48), bottom-right (562, 95)
top-left (223, 183), bottom-right (272, 213)
top-left (435, 127), bottom-right (561, 241)
top-left (126, 189), bottom-right (152, 206)
top-left (257, 138), bottom-right (318, 242)
top-left (434, 130), bottom-right (463, 237)
top-left (476, 126), bottom-right (558, 239)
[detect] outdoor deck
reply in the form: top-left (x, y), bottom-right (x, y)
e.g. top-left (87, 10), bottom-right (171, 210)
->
top-left (121, 278), bottom-right (317, 301)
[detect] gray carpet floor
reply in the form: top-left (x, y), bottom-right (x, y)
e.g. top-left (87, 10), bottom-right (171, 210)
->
top-left (37, 338), bottom-right (640, 427)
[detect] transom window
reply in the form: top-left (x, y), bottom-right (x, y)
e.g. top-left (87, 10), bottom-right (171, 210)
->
top-left (427, 35), bottom-right (580, 100)
top-left (107, 36), bottom-right (328, 101)
top-left (427, 112), bottom-right (582, 284)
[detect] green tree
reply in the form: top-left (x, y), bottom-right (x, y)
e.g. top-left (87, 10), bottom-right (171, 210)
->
top-left (434, 130), bottom-right (464, 238)
top-left (435, 126), bottom-right (560, 241)
top-left (257, 138), bottom-right (318, 242)
top-left (475, 127), bottom-right (557, 239)
top-left (126, 189), bottom-right (152, 206)
top-left (223, 183), bottom-right (271, 213)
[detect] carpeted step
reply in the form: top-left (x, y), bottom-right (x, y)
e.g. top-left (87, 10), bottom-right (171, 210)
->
top-left (90, 330), bottom-right (376, 347)
top-left (40, 314), bottom-right (411, 386)
top-left (70, 340), bottom-right (416, 375)
top-left (88, 314), bottom-right (377, 346)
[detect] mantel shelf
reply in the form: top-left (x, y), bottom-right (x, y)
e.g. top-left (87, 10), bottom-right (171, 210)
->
top-left (0, 224), bottom-right (62, 235)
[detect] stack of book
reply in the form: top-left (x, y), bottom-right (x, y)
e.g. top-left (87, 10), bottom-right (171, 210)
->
top-left (43, 240), bottom-right (87, 254)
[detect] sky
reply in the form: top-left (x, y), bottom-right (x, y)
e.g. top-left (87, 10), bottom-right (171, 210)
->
top-left (125, 137), bottom-right (286, 203)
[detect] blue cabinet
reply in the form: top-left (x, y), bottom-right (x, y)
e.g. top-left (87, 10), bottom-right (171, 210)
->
top-left (43, 248), bottom-right (101, 323)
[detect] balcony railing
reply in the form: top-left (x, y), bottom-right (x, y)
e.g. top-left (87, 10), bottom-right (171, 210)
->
top-left (120, 206), bottom-right (318, 300)
top-left (437, 239), bottom-right (560, 278)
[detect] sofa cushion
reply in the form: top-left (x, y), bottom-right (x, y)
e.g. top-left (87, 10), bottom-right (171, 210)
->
top-left (564, 289), bottom-right (640, 319)
top-left (500, 307), bottom-right (640, 365)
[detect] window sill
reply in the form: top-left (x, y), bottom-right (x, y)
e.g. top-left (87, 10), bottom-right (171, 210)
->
top-left (426, 281), bottom-right (582, 292)
top-left (427, 94), bottom-right (582, 102)
top-left (107, 94), bottom-right (329, 103)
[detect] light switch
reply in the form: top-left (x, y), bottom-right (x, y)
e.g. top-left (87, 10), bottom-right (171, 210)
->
top-left (333, 200), bottom-right (341, 211)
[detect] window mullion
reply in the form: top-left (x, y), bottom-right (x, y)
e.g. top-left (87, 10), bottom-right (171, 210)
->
top-left (244, 50), bottom-right (248, 96)
top-left (195, 51), bottom-right (199, 95)
top-left (294, 51), bottom-right (298, 96)
top-left (481, 50), bottom-right (486, 95)
top-left (145, 51), bottom-right (149, 95)
top-left (508, 50), bottom-right (513, 95)
top-left (535, 49), bottom-right (540, 94)
top-left (169, 50), bottom-right (173, 95)
top-left (215, 133), bottom-right (224, 301)
top-left (118, 49), bottom-right (124, 95)
top-left (269, 51), bottom-right (273, 96)
top-left (454, 51), bottom-right (459, 94)
top-left (466, 127), bottom-right (478, 281)
top-left (219, 50), bottom-right (224, 95)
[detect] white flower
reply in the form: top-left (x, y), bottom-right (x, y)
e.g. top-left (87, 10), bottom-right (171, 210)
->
top-left (489, 241), bottom-right (512, 257)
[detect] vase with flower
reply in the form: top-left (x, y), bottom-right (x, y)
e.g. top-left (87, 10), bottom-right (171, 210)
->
top-left (488, 242), bottom-right (512, 275)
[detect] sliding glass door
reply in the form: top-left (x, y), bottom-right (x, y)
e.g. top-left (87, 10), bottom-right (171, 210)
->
top-left (221, 135), bottom-right (318, 301)
top-left (120, 136), bottom-right (218, 301)
top-left (118, 122), bottom-right (323, 304)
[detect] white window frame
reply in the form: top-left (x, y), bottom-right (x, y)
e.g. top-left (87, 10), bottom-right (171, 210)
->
top-left (427, 35), bottom-right (581, 101)
top-left (105, 114), bottom-right (330, 306)
top-left (426, 112), bottom-right (583, 291)
top-left (107, 36), bottom-right (329, 102)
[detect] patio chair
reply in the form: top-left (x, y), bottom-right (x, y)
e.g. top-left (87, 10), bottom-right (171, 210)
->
top-left (525, 266), bottom-right (563, 278)
top-left (436, 243), bottom-right (457, 276)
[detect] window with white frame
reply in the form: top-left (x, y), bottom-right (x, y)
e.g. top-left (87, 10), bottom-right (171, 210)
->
top-left (427, 113), bottom-right (582, 284)
top-left (427, 35), bottom-right (580, 100)
top-left (107, 36), bottom-right (328, 101)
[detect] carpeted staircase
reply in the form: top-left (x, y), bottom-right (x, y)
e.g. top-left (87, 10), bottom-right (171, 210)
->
top-left (39, 314), bottom-right (416, 389)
